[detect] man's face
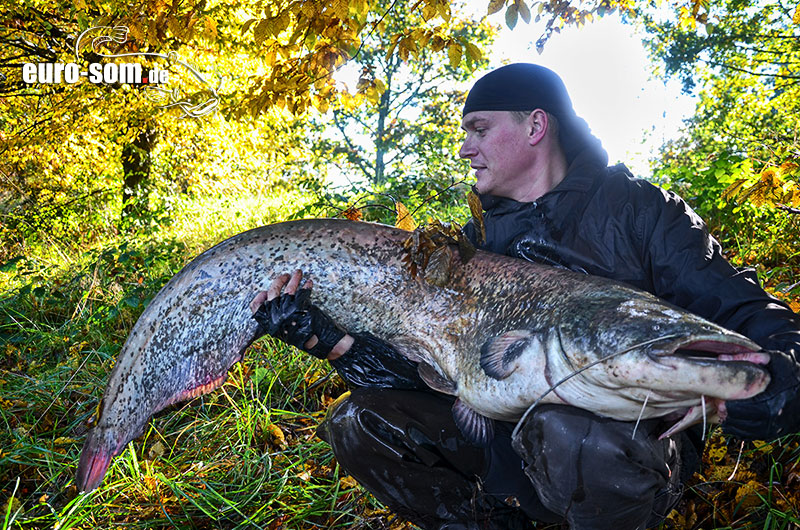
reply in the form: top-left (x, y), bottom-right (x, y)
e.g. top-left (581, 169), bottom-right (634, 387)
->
top-left (459, 111), bottom-right (535, 198)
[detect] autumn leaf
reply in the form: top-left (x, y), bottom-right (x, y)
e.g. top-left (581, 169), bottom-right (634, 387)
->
top-left (254, 18), bottom-right (270, 46)
top-left (721, 178), bottom-right (747, 202)
top-left (422, 1), bottom-right (437, 21)
top-left (704, 435), bottom-right (727, 463)
top-left (779, 161), bottom-right (798, 175)
top-left (437, 0), bottom-right (451, 21)
top-left (487, 0), bottom-right (505, 15)
top-left (147, 441), bottom-right (166, 459)
top-left (339, 475), bottom-right (359, 489)
top-left (266, 423), bottom-right (287, 448)
top-left (464, 41), bottom-right (482, 62)
top-left (341, 206), bottom-right (362, 221)
top-left (447, 42), bottom-right (462, 68)
top-left (467, 191), bottom-right (485, 244)
top-left (760, 166), bottom-right (780, 186)
top-left (351, 0), bottom-right (368, 16)
top-left (794, 2), bottom-right (800, 24)
top-left (395, 201), bottom-right (417, 231)
top-left (203, 16), bottom-right (218, 40)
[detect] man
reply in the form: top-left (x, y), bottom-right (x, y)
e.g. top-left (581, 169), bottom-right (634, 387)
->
top-left (251, 64), bottom-right (800, 529)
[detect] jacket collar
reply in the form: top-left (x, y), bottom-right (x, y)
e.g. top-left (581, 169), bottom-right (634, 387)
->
top-left (475, 153), bottom-right (605, 212)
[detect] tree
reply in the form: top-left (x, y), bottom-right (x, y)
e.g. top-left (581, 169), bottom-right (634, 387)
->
top-left (634, 0), bottom-right (800, 266)
top-left (297, 0), bottom-right (494, 223)
top-left (0, 0), bottom-right (323, 253)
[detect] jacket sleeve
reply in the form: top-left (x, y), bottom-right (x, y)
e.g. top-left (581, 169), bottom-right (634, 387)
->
top-left (329, 332), bottom-right (429, 390)
top-left (638, 185), bottom-right (800, 360)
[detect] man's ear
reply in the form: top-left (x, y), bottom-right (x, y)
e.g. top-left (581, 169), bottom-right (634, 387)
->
top-left (527, 109), bottom-right (549, 146)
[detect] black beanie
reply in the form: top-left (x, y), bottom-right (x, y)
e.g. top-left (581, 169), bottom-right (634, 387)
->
top-left (463, 63), bottom-right (607, 167)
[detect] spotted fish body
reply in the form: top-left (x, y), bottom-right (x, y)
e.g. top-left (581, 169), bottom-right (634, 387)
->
top-left (77, 219), bottom-right (769, 491)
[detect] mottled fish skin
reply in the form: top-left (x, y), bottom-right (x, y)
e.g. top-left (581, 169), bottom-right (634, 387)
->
top-left (76, 219), bottom-right (770, 490)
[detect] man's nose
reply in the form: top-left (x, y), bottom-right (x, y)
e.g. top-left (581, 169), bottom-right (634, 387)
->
top-left (459, 137), bottom-right (475, 159)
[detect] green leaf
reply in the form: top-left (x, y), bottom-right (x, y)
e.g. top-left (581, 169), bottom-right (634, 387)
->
top-left (0, 256), bottom-right (23, 272)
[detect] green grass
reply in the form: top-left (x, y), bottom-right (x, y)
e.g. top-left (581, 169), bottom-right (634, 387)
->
top-left (1, 188), bottom-right (800, 529)
top-left (0, 189), bottom-right (410, 529)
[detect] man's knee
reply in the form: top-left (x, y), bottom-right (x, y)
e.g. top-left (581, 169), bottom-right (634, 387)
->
top-left (318, 388), bottom-right (463, 469)
top-left (512, 404), bottom-right (682, 529)
top-left (316, 389), bottom-right (521, 529)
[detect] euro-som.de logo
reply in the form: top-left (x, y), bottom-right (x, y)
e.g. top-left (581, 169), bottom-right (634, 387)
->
top-left (21, 25), bottom-right (218, 118)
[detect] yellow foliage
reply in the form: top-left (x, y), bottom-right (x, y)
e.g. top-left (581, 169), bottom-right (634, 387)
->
top-left (437, 0), bottom-right (451, 21)
top-left (721, 178), bottom-right (747, 202)
top-left (447, 42), bottom-right (462, 68)
top-left (351, 0), bottom-right (369, 16)
top-left (464, 41), bottom-right (482, 62)
top-left (735, 480), bottom-right (765, 509)
top-left (266, 423), bottom-right (287, 448)
top-left (759, 166), bottom-right (781, 186)
top-left (678, 5), bottom-right (696, 30)
top-left (467, 191), bottom-right (486, 244)
top-left (339, 475), bottom-right (360, 489)
top-left (751, 440), bottom-right (774, 453)
top-left (794, 2), bottom-right (800, 24)
top-left (341, 207), bottom-right (363, 221)
top-left (395, 201), bottom-right (417, 231)
top-left (488, 0), bottom-right (505, 15)
top-left (705, 436), bottom-right (727, 463)
top-left (422, 1), bottom-right (438, 21)
top-left (722, 161), bottom-right (800, 210)
top-left (203, 16), bottom-right (218, 40)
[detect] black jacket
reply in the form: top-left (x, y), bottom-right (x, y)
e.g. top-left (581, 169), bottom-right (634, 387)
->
top-left (462, 158), bottom-right (800, 362)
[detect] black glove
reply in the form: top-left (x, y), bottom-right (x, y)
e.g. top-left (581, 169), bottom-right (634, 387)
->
top-left (329, 332), bottom-right (428, 390)
top-left (723, 350), bottom-right (800, 440)
top-left (252, 288), bottom-right (346, 359)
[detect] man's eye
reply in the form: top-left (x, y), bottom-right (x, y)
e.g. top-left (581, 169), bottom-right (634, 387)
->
top-left (475, 128), bottom-right (486, 136)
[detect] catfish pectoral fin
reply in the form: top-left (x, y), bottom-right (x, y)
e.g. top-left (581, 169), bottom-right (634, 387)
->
top-left (452, 398), bottom-right (495, 447)
top-left (417, 360), bottom-right (457, 395)
top-left (479, 330), bottom-right (534, 380)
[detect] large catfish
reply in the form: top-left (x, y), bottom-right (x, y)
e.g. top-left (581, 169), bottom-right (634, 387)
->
top-left (76, 219), bottom-right (770, 491)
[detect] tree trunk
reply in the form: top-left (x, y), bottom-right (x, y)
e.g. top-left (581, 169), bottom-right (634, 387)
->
top-left (121, 128), bottom-right (158, 221)
top-left (373, 60), bottom-right (394, 186)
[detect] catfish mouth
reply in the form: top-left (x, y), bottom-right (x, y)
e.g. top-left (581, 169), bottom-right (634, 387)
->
top-left (659, 336), bottom-right (770, 365)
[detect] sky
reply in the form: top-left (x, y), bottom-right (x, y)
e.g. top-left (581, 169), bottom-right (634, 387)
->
top-left (480, 10), bottom-right (697, 177)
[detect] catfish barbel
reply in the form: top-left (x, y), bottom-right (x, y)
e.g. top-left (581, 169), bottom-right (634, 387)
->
top-left (76, 219), bottom-right (769, 491)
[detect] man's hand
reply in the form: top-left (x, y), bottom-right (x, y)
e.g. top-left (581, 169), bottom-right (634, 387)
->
top-left (722, 350), bottom-right (800, 440)
top-left (250, 270), bottom-right (353, 360)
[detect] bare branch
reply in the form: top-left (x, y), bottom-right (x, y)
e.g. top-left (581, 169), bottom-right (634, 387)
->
top-left (332, 109), bottom-right (374, 181)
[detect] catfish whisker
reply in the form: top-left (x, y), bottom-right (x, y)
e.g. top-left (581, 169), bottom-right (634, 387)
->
top-left (513, 333), bottom-right (681, 440)
top-left (701, 394), bottom-right (707, 441)
top-left (631, 390), bottom-right (651, 440)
